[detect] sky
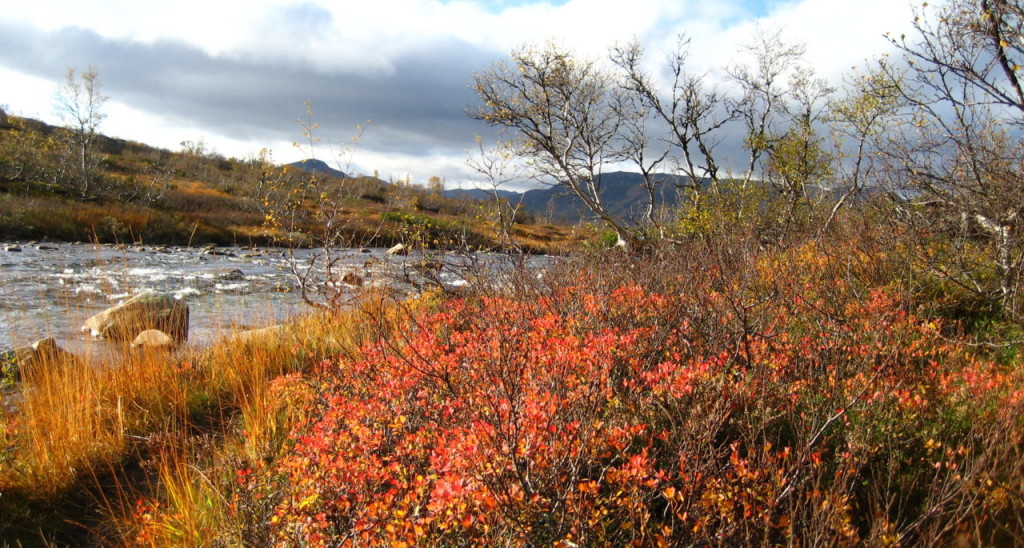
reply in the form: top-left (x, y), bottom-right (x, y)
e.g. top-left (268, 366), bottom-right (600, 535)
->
top-left (0, 0), bottom-right (916, 188)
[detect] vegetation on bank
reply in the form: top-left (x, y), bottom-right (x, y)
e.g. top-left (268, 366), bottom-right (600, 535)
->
top-left (1, 1), bottom-right (1024, 545)
top-left (0, 114), bottom-right (582, 252)
top-left (2, 209), bottom-right (1023, 545)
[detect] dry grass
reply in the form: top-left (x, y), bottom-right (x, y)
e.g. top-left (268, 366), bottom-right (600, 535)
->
top-left (0, 288), bottom-right (415, 544)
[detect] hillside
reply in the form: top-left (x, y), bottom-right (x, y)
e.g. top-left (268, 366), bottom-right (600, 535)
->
top-left (448, 172), bottom-right (695, 224)
top-left (285, 158), bottom-right (349, 179)
top-left (0, 115), bottom-right (584, 252)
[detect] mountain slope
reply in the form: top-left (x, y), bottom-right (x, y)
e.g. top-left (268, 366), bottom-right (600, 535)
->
top-left (286, 159), bottom-right (348, 179)
top-left (453, 172), bottom-right (696, 224)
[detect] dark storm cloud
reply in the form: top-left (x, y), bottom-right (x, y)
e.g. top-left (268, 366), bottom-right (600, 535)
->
top-left (0, 22), bottom-right (498, 157)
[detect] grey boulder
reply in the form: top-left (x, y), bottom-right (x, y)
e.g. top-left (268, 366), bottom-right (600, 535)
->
top-left (82, 291), bottom-right (190, 342)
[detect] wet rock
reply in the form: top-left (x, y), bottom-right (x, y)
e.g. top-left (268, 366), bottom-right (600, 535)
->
top-left (386, 243), bottom-right (410, 256)
top-left (36, 245), bottom-right (58, 251)
top-left (359, 248), bottom-right (372, 253)
top-left (206, 267), bottom-right (246, 280)
top-left (131, 329), bottom-right (176, 350)
top-left (4, 246), bottom-right (21, 252)
top-left (82, 291), bottom-right (190, 342)
top-left (340, 272), bottom-right (364, 287)
top-left (415, 258), bottom-right (443, 273)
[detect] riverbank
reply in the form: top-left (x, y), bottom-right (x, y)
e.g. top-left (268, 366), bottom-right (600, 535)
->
top-left (0, 289), bottom-right (409, 545)
top-left (3, 229), bottom-right (1023, 545)
top-left (2, 114), bottom-right (585, 255)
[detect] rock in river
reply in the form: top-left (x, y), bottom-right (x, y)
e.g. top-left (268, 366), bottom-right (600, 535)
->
top-left (206, 267), bottom-right (246, 280)
top-left (82, 291), bottom-right (190, 342)
top-left (131, 329), bottom-right (176, 350)
top-left (385, 243), bottom-right (410, 256)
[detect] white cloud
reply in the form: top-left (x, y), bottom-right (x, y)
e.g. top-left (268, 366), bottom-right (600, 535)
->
top-left (0, 0), bottom-right (917, 185)
top-left (0, 67), bottom-right (56, 121)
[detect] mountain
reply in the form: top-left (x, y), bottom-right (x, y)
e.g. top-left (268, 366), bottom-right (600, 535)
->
top-left (451, 172), bottom-right (696, 224)
top-left (443, 188), bottom-right (522, 202)
top-left (286, 159), bottom-right (348, 179)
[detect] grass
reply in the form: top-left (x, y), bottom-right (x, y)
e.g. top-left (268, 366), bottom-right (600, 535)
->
top-left (0, 114), bottom-right (584, 252)
top-left (1, 214), bottom-right (1024, 544)
top-left (0, 288), bottom-right (416, 545)
top-left (3, 112), bottom-right (1021, 544)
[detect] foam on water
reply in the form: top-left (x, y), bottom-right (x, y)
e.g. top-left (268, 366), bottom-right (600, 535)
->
top-left (0, 243), bottom-right (558, 352)
top-left (214, 283), bottom-right (249, 292)
top-left (173, 288), bottom-right (203, 299)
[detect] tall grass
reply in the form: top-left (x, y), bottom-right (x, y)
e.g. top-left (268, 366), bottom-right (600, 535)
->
top-left (0, 288), bottom-right (408, 545)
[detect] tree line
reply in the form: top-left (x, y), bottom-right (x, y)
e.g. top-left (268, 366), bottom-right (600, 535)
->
top-left (472, 0), bottom-right (1024, 321)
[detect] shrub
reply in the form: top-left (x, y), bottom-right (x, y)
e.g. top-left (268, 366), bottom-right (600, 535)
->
top-left (230, 242), bottom-right (1024, 546)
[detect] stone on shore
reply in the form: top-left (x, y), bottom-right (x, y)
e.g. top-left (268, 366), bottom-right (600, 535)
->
top-left (82, 291), bottom-right (190, 342)
top-left (3, 338), bottom-right (80, 380)
top-left (228, 324), bottom-right (289, 345)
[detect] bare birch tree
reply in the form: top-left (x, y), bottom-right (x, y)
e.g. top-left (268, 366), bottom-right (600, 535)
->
top-left (54, 66), bottom-right (107, 199)
top-left (885, 0), bottom-right (1024, 318)
top-left (472, 42), bottom-right (635, 247)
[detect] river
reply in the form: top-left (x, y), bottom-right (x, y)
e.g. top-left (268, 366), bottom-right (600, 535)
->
top-left (0, 242), bottom-right (543, 359)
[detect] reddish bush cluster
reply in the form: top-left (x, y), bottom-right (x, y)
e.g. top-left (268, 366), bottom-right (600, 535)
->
top-left (243, 243), bottom-right (1024, 546)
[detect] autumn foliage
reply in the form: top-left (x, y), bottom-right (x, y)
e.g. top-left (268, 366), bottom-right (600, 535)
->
top-left (126, 234), bottom-right (1024, 546)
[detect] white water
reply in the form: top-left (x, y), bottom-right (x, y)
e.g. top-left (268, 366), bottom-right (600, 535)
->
top-left (0, 243), bottom-right (539, 357)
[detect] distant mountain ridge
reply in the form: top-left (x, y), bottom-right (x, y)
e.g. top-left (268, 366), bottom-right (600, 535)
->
top-left (443, 188), bottom-right (522, 202)
top-left (286, 159), bottom-right (348, 179)
top-left (288, 159), bottom-right (692, 225)
top-left (449, 172), bottom-right (696, 224)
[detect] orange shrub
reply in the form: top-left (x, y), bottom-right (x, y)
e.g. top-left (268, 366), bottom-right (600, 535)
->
top-left (220, 243), bottom-right (1024, 546)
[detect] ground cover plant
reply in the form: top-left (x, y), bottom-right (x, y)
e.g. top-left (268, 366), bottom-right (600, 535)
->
top-left (3, 1), bottom-right (1024, 544)
top-left (119, 222), bottom-right (1024, 546)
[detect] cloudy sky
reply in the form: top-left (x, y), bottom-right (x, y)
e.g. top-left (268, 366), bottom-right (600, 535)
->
top-left (0, 0), bottom-right (915, 187)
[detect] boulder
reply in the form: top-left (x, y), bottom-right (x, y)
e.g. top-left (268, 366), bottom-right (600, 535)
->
top-left (206, 267), bottom-right (246, 280)
top-left (82, 291), bottom-right (189, 342)
top-left (131, 329), bottom-right (176, 350)
top-left (5, 246), bottom-right (21, 252)
top-left (340, 272), bottom-right (364, 287)
top-left (385, 243), bottom-right (410, 256)
top-left (4, 338), bottom-right (80, 379)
